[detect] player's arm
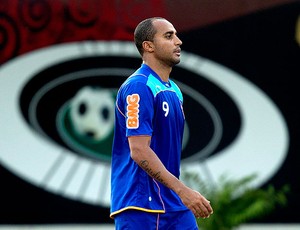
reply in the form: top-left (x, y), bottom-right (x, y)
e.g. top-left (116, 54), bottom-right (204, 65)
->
top-left (128, 135), bottom-right (213, 218)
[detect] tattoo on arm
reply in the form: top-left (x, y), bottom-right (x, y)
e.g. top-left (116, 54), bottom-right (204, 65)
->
top-left (140, 160), bottom-right (168, 187)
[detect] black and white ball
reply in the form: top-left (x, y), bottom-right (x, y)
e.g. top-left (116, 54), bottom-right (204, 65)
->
top-left (70, 86), bottom-right (115, 141)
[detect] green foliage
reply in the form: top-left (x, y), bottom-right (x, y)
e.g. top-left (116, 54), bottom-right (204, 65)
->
top-left (181, 172), bottom-right (289, 230)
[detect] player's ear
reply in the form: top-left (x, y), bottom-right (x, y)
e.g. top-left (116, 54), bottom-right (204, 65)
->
top-left (142, 41), bottom-right (154, 53)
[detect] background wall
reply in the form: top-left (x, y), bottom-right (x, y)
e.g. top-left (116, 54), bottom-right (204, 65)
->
top-left (0, 0), bottom-right (299, 225)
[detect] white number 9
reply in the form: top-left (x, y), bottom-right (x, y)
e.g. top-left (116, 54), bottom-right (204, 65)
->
top-left (162, 101), bottom-right (169, 117)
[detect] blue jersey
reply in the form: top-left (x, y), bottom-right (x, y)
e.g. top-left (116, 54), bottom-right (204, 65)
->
top-left (110, 64), bottom-right (187, 217)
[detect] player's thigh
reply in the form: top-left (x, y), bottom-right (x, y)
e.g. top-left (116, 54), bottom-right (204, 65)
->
top-left (159, 210), bottom-right (198, 230)
top-left (114, 210), bottom-right (158, 230)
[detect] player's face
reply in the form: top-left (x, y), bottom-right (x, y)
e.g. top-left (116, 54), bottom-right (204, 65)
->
top-left (151, 19), bottom-right (182, 67)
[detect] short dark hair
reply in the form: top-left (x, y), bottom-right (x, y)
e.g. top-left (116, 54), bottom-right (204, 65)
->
top-left (134, 17), bottom-right (165, 56)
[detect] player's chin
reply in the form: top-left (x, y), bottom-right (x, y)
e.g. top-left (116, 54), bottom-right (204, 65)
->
top-left (167, 56), bottom-right (181, 67)
top-left (173, 58), bottom-right (181, 65)
top-left (171, 55), bottom-right (181, 64)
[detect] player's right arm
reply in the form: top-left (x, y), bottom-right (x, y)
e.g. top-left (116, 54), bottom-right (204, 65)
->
top-left (128, 135), bottom-right (213, 219)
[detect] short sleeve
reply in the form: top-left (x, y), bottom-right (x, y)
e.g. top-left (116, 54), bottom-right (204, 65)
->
top-left (123, 82), bottom-right (154, 137)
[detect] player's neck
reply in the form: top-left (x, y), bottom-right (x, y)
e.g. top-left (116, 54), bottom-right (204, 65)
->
top-left (143, 60), bottom-right (172, 82)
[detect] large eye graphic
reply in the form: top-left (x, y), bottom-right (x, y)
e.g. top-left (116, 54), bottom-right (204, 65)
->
top-left (0, 42), bottom-right (289, 207)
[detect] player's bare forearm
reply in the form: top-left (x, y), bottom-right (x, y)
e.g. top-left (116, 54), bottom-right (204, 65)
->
top-left (128, 135), bottom-right (181, 189)
top-left (128, 135), bottom-right (213, 218)
top-left (140, 159), bottom-right (165, 184)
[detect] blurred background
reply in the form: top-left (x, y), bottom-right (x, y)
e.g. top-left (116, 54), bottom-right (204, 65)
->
top-left (0, 0), bottom-right (299, 229)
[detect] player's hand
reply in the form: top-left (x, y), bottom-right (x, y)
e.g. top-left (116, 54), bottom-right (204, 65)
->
top-left (178, 186), bottom-right (213, 218)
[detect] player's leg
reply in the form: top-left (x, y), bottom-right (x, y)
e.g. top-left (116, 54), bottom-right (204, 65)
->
top-left (158, 209), bottom-right (198, 230)
top-left (114, 209), bottom-right (159, 230)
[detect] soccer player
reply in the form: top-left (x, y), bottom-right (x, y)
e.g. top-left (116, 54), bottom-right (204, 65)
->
top-left (110, 17), bottom-right (213, 229)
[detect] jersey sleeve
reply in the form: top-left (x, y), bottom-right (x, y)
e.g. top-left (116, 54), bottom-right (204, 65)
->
top-left (123, 81), bottom-right (154, 137)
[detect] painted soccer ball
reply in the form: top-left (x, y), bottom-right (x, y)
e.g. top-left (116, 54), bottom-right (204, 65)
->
top-left (69, 86), bottom-right (115, 141)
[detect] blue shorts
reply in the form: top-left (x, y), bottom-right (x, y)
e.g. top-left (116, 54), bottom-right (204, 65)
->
top-left (114, 209), bottom-right (198, 230)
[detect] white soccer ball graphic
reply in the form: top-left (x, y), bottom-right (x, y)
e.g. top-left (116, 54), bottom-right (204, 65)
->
top-left (70, 86), bottom-right (115, 141)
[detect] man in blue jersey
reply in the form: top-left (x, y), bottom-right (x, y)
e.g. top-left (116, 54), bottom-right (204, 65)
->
top-left (110, 17), bottom-right (213, 229)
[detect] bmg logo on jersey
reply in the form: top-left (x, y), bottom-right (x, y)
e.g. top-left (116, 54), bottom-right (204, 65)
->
top-left (126, 93), bottom-right (140, 129)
